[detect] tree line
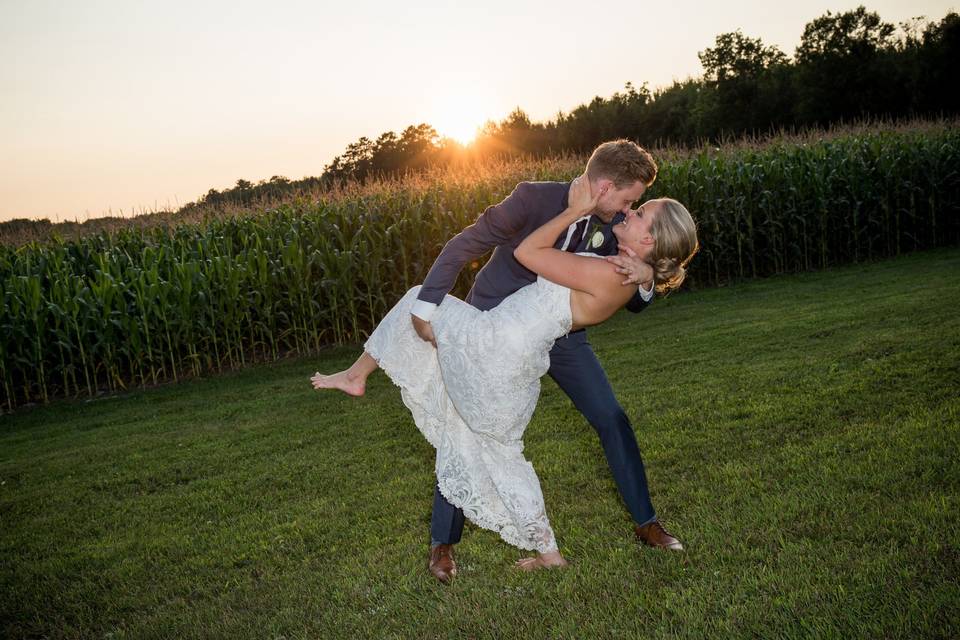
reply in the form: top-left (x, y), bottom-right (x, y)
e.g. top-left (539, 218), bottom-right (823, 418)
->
top-left (319, 6), bottom-right (958, 182)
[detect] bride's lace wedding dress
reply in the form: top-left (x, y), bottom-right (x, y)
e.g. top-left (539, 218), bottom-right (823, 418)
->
top-left (364, 274), bottom-right (576, 553)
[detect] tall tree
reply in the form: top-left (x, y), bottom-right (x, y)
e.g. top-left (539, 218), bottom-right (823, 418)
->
top-left (914, 12), bottom-right (960, 113)
top-left (794, 6), bottom-right (898, 123)
top-left (696, 31), bottom-right (791, 137)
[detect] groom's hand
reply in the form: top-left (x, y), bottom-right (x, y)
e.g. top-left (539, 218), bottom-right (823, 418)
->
top-left (606, 246), bottom-right (654, 288)
top-left (411, 314), bottom-right (437, 348)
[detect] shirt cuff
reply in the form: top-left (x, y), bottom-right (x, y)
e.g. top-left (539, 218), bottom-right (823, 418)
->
top-left (411, 299), bottom-right (438, 322)
top-left (638, 281), bottom-right (654, 302)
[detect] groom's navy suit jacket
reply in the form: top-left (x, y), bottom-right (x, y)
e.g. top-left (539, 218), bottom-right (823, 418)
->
top-left (417, 180), bottom-right (650, 316)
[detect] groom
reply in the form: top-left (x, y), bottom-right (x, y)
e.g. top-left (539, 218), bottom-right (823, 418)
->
top-left (412, 140), bottom-right (683, 583)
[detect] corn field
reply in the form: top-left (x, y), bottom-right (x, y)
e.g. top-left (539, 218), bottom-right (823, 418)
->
top-left (1, 125), bottom-right (958, 412)
top-left (652, 128), bottom-right (960, 283)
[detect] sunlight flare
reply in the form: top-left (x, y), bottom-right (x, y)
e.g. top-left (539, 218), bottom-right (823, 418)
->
top-left (426, 91), bottom-right (493, 146)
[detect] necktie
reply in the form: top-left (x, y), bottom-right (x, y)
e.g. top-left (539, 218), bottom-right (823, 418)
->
top-left (561, 216), bottom-right (591, 252)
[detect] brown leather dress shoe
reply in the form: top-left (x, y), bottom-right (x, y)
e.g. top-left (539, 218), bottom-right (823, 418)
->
top-left (635, 520), bottom-right (684, 551)
top-left (428, 543), bottom-right (458, 584)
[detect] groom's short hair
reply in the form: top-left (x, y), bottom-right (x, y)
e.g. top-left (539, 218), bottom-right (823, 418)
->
top-left (586, 140), bottom-right (658, 188)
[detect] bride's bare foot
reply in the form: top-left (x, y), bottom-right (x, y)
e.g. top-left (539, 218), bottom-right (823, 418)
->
top-left (311, 370), bottom-right (365, 397)
top-left (514, 550), bottom-right (568, 572)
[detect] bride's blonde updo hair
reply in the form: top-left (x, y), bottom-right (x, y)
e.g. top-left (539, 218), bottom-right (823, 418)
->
top-left (647, 198), bottom-right (699, 296)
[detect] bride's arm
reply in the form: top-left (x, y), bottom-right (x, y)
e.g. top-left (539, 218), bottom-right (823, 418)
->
top-left (513, 176), bottom-right (615, 299)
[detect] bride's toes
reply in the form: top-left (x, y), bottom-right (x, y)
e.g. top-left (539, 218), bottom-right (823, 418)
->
top-left (515, 552), bottom-right (568, 572)
top-left (310, 374), bottom-right (331, 389)
top-left (514, 557), bottom-right (541, 571)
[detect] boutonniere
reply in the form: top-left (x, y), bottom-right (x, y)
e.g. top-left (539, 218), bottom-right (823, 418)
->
top-left (588, 222), bottom-right (605, 249)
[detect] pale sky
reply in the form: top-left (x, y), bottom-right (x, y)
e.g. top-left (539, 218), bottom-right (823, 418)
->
top-left (1, 0), bottom-right (955, 222)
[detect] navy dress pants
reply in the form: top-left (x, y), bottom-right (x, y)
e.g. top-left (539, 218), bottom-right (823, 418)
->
top-left (429, 329), bottom-right (656, 545)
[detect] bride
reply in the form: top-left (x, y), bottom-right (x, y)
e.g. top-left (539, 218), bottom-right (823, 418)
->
top-left (311, 175), bottom-right (699, 571)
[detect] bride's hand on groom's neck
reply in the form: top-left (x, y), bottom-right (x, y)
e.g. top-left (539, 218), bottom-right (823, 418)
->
top-left (568, 173), bottom-right (603, 216)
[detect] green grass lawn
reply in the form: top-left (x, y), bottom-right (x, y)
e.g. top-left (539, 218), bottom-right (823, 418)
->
top-left (3, 248), bottom-right (959, 639)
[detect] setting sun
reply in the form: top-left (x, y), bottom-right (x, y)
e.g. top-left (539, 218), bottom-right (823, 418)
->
top-left (426, 91), bottom-right (494, 146)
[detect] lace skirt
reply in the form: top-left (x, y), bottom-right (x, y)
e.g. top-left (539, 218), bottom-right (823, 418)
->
top-left (364, 286), bottom-right (558, 553)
